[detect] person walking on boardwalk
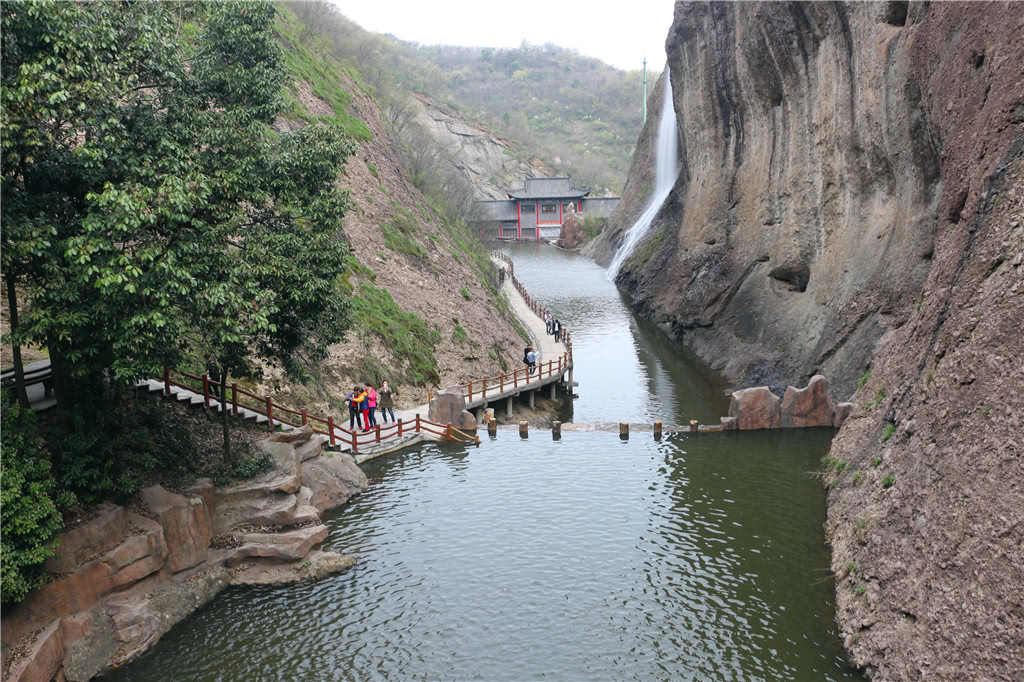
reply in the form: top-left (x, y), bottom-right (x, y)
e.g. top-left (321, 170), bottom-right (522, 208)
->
top-left (365, 383), bottom-right (378, 427)
top-left (527, 348), bottom-right (537, 376)
top-left (552, 318), bottom-right (561, 342)
top-left (545, 312), bottom-right (552, 335)
top-left (378, 380), bottom-right (395, 423)
top-left (205, 355), bottom-right (221, 399)
top-left (346, 387), bottom-right (362, 430)
top-left (523, 346), bottom-right (533, 375)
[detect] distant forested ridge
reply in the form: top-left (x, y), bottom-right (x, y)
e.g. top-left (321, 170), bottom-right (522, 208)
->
top-left (288, 2), bottom-right (653, 193)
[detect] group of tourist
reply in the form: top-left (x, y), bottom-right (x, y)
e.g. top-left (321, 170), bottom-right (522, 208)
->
top-left (345, 381), bottom-right (395, 432)
top-left (544, 313), bottom-right (563, 343)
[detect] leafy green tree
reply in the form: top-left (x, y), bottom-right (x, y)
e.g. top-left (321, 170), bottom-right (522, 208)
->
top-left (0, 403), bottom-right (65, 604)
top-left (2, 1), bottom-right (356, 463)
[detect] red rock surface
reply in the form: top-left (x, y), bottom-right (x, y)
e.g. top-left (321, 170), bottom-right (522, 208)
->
top-left (780, 375), bottom-right (835, 428)
top-left (139, 486), bottom-right (212, 574)
top-left (727, 386), bottom-right (781, 430)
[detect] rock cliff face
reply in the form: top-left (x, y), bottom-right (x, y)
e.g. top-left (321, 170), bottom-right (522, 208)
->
top-left (412, 93), bottom-right (555, 199)
top-left (600, 2), bottom-right (1023, 679)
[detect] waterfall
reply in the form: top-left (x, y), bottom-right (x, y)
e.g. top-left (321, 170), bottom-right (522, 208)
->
top-left (607, 69), bottom-right (680, 280)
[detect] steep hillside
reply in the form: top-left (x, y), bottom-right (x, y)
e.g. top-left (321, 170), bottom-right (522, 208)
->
top-left (600, 2), bottom-right (1024, 679)
top-left (283, 2), bottom-right (644, 194)
top-left (411, 93), bottom-right (555, 200)
top-left (264, 7), bottom-right (529, 412)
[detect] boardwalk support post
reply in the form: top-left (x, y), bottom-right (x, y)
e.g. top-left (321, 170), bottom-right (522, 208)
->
top-left (266, 398), bottom-right (274, 430)
top-left (619, 422), bottom-right (629, 440)
top-left (550, 382), bottom-right (556, 400)
top-left (416, 414), bottom-right (421, 433)
top-left (506, 396), bottom-right (513, 418)
top-left (519, 421), bottom-right (529, 438)
top-left (398, 419), bottom-right (403, 437)
top-left (654, 421), bottom-right (662, 440)
top-left (327, 416), bottom-right (336, 447)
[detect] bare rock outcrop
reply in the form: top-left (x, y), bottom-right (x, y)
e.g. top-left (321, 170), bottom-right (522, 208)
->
top-left (593, 1), bottom-right (1024, 679)
top-left (300, 453), bottom-right (368, 514)
top-left (2, 430), bottom-right (369, 682)
top-left (139, 485), bottom-right (211, 573)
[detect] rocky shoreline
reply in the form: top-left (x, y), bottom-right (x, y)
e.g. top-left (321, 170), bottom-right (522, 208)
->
top-left (1, 426), bottom-right (367, 682)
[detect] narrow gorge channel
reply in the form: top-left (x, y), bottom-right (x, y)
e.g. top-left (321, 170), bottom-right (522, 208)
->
top-left (108, 245), bottom-right (861, 681)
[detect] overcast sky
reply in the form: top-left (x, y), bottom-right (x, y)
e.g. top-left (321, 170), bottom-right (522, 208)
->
top-left (329, 0), bottom-right (675, 72)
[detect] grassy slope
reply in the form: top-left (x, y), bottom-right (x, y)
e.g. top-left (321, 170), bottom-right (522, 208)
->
top-left (269, 6), bottom-right (529, 410)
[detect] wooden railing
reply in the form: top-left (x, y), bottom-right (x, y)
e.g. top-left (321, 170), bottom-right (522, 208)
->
top-left (457, 252), bottom-right (573, 404)
top-left (159, 367), bottom-right (478, 452)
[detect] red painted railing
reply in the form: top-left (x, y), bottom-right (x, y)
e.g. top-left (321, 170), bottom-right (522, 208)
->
top-left (462, 253), bottom-right (573, 403)
top-left (161, 369), bottom-right (477, 452)
top-left (158, 253), bottom-right (558, 448)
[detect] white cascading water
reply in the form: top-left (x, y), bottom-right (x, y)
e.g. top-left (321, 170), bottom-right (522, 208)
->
top-left (607, 69), bottom-right (680, 280)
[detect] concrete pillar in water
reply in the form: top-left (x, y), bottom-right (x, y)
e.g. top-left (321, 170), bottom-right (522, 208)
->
top-left (506, 396), bottom-right (514, 417)
top-left (529, 390), bottom-right (535, 409)
top-left (654, 421), bottom-right (662, 440)
top-left (620, 422), bottom-right (629, 440)
top-left (519, 421), bottom-right (529, 438)
top-left (552, 420), bottom-right (561, 440)
top-left (487, 419), bottom-right (497, 437)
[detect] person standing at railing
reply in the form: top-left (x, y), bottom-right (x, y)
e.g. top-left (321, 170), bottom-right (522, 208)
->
top-left (365, 383), bottom-right (378, 428)
top-left (346, 387), bottom-right (363, 430)
top-left (354, 387), bottom-right (371, 432)
top-left (552, 318), bottom-right (561, 343)
top-left (378, 380), bottom-right (395, 424)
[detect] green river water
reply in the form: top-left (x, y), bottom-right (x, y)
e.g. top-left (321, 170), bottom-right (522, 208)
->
top-left (108, 244), bottom-right (860, 681)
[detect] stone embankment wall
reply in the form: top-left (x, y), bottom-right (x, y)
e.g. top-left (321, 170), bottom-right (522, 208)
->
top-left (1, 427), bottom-right (367, 682)
top-left (591, 2), bottom-right (1023, 679)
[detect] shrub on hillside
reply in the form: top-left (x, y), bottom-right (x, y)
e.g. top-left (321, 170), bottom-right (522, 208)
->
top-left (1, 403), bottom-right (66, 604)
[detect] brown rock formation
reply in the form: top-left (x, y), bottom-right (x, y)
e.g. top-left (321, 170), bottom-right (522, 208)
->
top-left (727, 386), bottom-right (781, 430)
top-left (1, 433), bottom-right (369, 681)
top-left (592, 1), bottom-right (1024, 679)
top-left (139, 486), bottom-right (211, 573)
top-left (780, 375), bottom-right (834, 428)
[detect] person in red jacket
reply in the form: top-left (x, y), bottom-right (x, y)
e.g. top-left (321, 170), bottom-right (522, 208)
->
top-left (365, 383), bottom-right (378, 428)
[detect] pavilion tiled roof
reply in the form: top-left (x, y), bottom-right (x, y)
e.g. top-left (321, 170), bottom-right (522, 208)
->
top-left (506, 176), bottom-right (591, 200)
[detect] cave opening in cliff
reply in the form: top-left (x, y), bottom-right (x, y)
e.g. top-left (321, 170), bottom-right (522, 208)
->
top-left (769, 264), bottom-right (811, 292)
top-left (884, 1), bottom-right (909, 26)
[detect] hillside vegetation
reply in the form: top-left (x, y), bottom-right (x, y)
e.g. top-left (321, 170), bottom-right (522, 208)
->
top-left (286, 1), bottom-right (650, 193)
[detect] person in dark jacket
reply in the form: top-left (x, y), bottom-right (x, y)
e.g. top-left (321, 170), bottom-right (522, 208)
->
top-left (552, 318), bottom-right (561, 342)
top-left (205, 355), bottom-right (221, 399)
top-left (346, 387), bottom-right (362, 430)
top-left (378, 380), bottom-right (395, 423)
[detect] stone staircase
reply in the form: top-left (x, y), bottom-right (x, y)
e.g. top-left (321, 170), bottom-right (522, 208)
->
top-left (136, 378), bottom-right (297, 431)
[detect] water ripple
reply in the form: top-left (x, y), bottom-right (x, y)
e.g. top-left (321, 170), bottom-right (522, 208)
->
top-left (110, 432), bottom-right (859, 681)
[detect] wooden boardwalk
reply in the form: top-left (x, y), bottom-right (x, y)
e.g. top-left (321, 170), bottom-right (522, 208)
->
top-left (3, 252), bottom-right (567, 455)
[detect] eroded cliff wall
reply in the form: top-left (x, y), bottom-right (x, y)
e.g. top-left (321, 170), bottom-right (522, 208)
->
top-left (602, 2), bottom-right (1023, 679)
